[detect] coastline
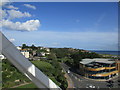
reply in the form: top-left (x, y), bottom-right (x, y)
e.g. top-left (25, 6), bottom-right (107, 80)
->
top-left (91, 51), bottom-right (120, 56)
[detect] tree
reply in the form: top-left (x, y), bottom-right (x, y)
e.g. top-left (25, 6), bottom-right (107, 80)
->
top-left (70, 51), bottom-right (82, 68)
top-left (47, 53), bottom-right (57, 60)
top-left (31, 44), bottom-right (36, 50)
top-left (22, 44), bottom-right (27, 49)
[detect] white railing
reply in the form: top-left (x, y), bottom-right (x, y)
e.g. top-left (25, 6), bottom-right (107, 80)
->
top-left (0, 31), bottom-right (61, 89)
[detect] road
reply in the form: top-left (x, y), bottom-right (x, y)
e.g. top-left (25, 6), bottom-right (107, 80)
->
top-left (61, 63), bottom-right (120, 89)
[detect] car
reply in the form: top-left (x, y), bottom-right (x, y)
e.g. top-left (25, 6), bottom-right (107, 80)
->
top-left (107, 84), bottom-right (113, 88)
top-left (106, 80), bottom-right (114, 83)
top-left (86, 84), bottom-right (96, 88)
top-left (92, 85), bottom-right (96, 88)
top-left (118, 83), bottom-right (120, 86)
top-left (67, 70), bottom-right (70, 73)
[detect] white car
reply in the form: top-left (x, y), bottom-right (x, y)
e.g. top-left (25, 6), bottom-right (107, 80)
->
top-left (86, 84), bottom-right (96, 88)
top-left (67, 70), bottom-right (70, 73)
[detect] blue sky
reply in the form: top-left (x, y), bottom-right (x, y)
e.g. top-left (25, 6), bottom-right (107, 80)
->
top-left (1, 2), bottom-right (118, 50)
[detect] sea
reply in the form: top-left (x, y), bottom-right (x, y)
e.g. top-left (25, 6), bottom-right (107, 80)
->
top-left (91, 51), bottom-right (120, 56)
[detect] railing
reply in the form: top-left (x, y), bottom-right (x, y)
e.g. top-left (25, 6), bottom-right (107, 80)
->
top-left (0, 31), bottom-right (61, 89)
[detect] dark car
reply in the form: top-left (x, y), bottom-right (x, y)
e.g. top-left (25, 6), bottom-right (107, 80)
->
top-left (107, 84), bottom-right (113, 88)
top-left (106, 80), bottom-right (114, 83)
top-left (118, 80), bottom-right (120, 83)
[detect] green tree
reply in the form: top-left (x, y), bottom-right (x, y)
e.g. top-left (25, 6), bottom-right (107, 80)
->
top-left (70, 51), bottom-right (82, 68)
top-left (31, 44), bottom-right (36, 50)
top-left (22, 44), bottom-right (27, 49)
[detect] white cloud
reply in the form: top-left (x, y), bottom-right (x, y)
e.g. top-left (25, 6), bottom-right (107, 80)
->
top-left (0, 9), bottom-right (7, 20)
top-left (1, 19), bottom-right (40, 31)
top-left (7, 10), bottom-right (31, 19)
top-left (24, 4), bottom-right (36, 10)
top-left (0, 2), bottom-right (40, 32)
top-left (6, 5), bottom-right (18, 9)
top-left (9, 38), bottom-right (15, 42)
top-left (0, 0), bottom-right (10, 7)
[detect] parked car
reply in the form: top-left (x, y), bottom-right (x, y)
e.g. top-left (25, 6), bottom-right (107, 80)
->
top-left (86, 84), bottom-right (96, 88)
top-left (67, 70), bottom-right (70, 73)
top-left (106, 80), bottom-right (114, 83)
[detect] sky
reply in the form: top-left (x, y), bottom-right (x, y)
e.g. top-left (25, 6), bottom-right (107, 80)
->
top-left (0, 2), bottom-right (119, 50)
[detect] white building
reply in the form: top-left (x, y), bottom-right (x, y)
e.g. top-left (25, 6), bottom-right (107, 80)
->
top-left (21, 50), bottom-right (30, 58)
top-left (46, 48), bottom-right (50, 52)
top-left (40, 52), bottom-right (46, 56)
top-left (16, 47), bottom-right (29, 58)
top-left (46, 53), bottom-right (50, 55)
top-left (0, 54), bottom-right (6, 60)
top-left (16, 46), bottom-right (22, 50)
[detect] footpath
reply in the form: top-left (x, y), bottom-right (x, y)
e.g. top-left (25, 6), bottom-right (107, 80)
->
top-left (64, 72), bottom-right (74, 89)
top-left (10, 82), bottom-right (32, 88)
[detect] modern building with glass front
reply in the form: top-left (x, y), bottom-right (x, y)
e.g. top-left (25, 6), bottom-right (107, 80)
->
top-left (79, 58), bottom-right (118, 80)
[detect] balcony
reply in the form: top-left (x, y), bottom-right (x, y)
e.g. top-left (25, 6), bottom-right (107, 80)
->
top-left (86, 66), bottom-right (116, 71)
top-left (91, 70), bottom-right (118, 77)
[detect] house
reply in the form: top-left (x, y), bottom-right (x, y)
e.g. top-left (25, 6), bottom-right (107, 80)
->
top-left (39, 52), bottom-right (46, 56)
top-left (16, 46), bottom-right (22, 50)
top-left (17, 47), bottom-right (29, 58)
top-left (45, 48), bottom-right (50, 52)
top-left (20, 49), bottom-right (30, 58)
top-left (17, 47), bottom-right (30, 58)
top-left (0, 54), bottom-right (6, 60)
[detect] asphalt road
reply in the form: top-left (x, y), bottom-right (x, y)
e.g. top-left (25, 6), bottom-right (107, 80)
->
top-left (61, 63), bottom-right (120, 89)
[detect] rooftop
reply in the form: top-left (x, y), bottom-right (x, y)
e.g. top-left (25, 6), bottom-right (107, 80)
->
top-left (80, 58), bottom-right (115, 65)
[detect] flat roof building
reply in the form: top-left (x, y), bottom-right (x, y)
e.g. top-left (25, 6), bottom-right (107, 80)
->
top-left (116, 60), bottom-right (120, 73)
top-left (79, 58), bottom-right (118, 81)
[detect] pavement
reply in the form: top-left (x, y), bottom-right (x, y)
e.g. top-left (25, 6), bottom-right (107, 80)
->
top-left (61, 63), bottom-right (74, 89)
top-left (61, 63), bottom-right (120, 89)
top-left (64, 72), bottom-right (74, 89)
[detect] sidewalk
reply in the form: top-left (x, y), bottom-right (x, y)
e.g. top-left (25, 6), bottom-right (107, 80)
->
top-left (10, 82), bottom-right (32, 88)
top-left (60, 63), bottom-right (74, 89)
top-left (64, 72), bottom-right (74, 89)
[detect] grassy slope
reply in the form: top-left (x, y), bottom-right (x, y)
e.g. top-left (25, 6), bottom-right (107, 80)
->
top-left (16, 83), bottom-right (37, 88)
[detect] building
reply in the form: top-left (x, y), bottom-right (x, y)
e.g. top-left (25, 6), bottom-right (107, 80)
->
top-left (17, 47), bottom-right (30, 58)
top-left (45, 48), bottom-right (50, 52)
top-left (79, 58), bottom-right (118, 80)
top-left (20, 49), bottom-right (30, 58)
top-left (33, 50), bottom-right (37, 56)
top-left (0, 54), bottom-right (6, 60)
top-left (116, 60), bottom-right (120, 73)
top-left (39, 52), bottom-right (46, 56)
top-left (16, 46), bottom-right (22, 50)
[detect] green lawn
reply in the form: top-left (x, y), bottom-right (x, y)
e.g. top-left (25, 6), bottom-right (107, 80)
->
top-left (16, 83), bottom-right (37, 88)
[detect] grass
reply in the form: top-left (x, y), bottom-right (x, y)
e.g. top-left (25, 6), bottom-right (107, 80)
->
top-left (31, 60), bottom-right (54, 72)
top-left (16, 83), bottom-right (37, 88)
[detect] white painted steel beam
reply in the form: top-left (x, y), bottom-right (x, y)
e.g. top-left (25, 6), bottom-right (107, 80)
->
top-left (0, 31), bottom-right (61, 89)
